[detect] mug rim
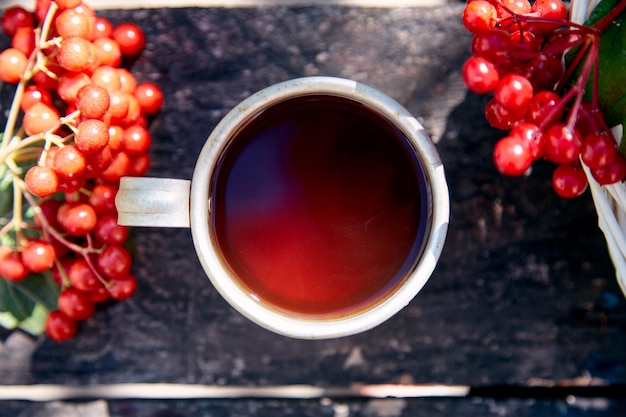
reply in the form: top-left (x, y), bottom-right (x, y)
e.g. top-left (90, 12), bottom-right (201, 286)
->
top-left (189, 76), bottom-right (449, 339)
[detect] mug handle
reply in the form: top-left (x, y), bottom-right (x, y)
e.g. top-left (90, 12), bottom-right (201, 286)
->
top-left (115, 177), bottom-right (191, 228)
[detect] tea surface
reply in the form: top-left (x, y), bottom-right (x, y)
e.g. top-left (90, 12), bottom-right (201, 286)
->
top-left (211, 96), bottom-right (425, 316)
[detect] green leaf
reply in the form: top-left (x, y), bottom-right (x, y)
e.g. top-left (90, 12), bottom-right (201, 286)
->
top-left (16, 302), bottom-right (49, 335)
top-left (585, 0), bottom-right (621, 25)
top-left (0, 273), bottom-right (60, 335)
top-left (0, 164), bottom-right (13, 221)
top-left (582, 0), bottom-right (626, 128)
top-left (0, 279), bottom-right (36, 321)
top-left (17, 272), bottom-right (60, 311)
top-left (0, 304), bottom-right (50, 336)
top-left (0, 311), bottom-right (18, 329)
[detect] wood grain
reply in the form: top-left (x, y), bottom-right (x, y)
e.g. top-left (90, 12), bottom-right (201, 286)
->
top-left (0, 4), bottom-right (624, 416)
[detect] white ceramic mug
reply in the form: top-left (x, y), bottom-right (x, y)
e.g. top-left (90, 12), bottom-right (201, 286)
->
top-left (116, 76), bottom-right (449, 339)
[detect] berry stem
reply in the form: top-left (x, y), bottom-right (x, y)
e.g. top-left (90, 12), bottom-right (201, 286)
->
top-left (11, 176), bottom-right (24, 247)
top-left (52, 258), bottom-right (71, 288)
top-left (21, 184), bottom-right (109, 290)
top-left (38, 2), bottom-right (58, 50)
top-left (0, 135), bottom-right (45, 166)
top-left (0, 126), bottom-right (67, 167)
top-left (81, 244), bottom-right (112, 288)
top-left (21, 188), bottom-right (86, 255)
top-left (565, 36), bottom-right (600, 131)
top-left (557, 35), bottom-right (593, 93)
top-left (0, 216), bottom-right (15, 241)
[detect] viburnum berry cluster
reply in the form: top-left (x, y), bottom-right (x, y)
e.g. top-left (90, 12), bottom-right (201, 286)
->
top-left (461, 0), bottom-right (626, 198)
top-left (0, 1), bottom-right (163, 341)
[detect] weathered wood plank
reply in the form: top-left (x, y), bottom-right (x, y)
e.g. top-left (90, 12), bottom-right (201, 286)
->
top-left (0, 5), bottom-right (624, 416)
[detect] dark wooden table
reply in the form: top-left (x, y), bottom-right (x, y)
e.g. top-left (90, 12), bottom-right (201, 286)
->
top-left (1, 4), bottom-right (625, 416)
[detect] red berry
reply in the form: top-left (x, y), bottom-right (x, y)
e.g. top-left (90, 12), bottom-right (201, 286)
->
top-left (112, 22), bottom-right (145, 56)
top-left (498, 0), bottom-right (531, 16)
top-left (591, 153), bottom-right (626, 185)
top-left (23, 102), bottom-right (60, 136)
top-left (85, 146), bottom-right (113, 178)
top-left (575, 103), bottom-right (605, 137)
top-left (107, 125), bottom-right (125, 152)
top-left (0, 249), bottom-right (28, 281)
top-left (1, 6), bottom-right (35, 37)
top-left (21, 85), bottom-right (53, 112)
top-left (0, 48), bottom-right (28, 84)
top-left (45, 310), bottom-right (77, 342)
top-left (495, 73), bottom-right (534, 113)
top-left (87, 284), bottom-right (111, 303)
top-left (528, 54), bottom-right (564, 91)
top-left (471, 29), bottom-right (511, 63)
top-left (122, 124), bottom-right (151, 155)
top-left (21, 239), bottom-right (56, 272)
top-left (581, 132), bottom-right (617, 171)
top-left (108, 273), bottom-right (137, 300)
top-left (53, 145), bottom-right (87, 179)
top-left (100, 151), bottom-right (130, 183)
top-left (57, 71), bottom-right (91, 104)
top-left (57, 174), bottom-right (87, 194)
top-left (33, 65), bottom-right (64, 91)
top-left (55, 8), bottom-right (92, 39)
top-left (509, 30), bottom-right (542, 53)
top-left (76, 84), bottom-right (111, 119)
top-left (128, 153), bottom-right (150, 177)
top-left (462, 56), bottom-right (499, 94)
top-left (462, 0), bottom-right (497, 34)
top-left (484, 97), bottom-right (526, 130)
top-left (72, 3), bottom-right (96, 20)
top-left (493, 135), bottom-right (532, 176)
top-left (44, 146), bottom-right (59, 169)
top-left (91, 65), bottom-right (121, 91)
top-left (485, 99), bottom-right (511, 130)
top-left (12, 26), bottom-right (36, 56)
top-left (552, 163), bottom-right (588, 198)
top-left (93, 16), bottom-right (113, 39)
top-left (58, 202), bottom-right (98, 236)
top-left (542, 124), bottom-right (583, 164)
top-left (94, 214), bottom-right (128, 245)
top-left (527, 91), bottom-right (562, 126)
top-left (134, 82), bottom-right (164, 115)
top-left (25, 165), bottom-right (59, 198)
top-left (89, 183), bottom-right (118, 215)
top-left (93, 37), bottom-right (122, 67)
top-left (510, 122), bottom-right (543, 161)
top-left (123, 95), bottom-right (142, 125)
top-left (58, 287), bottom-right (95, 321)
top-left (528, 0), bottom-right (568, 34)
top-left (68, 257), bottom-right (101, 292)
top-left (75, 119), bottom-right (110, 154)
top-left (35, 198), bottom-right (62, 229)
top-left (56, 0), bottom-right (83, 9)
top-left (106, 92), bottom-right (129, 123)
top-left (57, 36), bottom-right (96, 72)
top-left (97, 244), bottom-right (132, 280)
top-left (117, 68), bottom-right (137, 93)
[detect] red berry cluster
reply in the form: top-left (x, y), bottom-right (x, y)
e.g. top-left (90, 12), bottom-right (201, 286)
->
top-left (0, 1), bottom-right (164, 341)
top-left (462, 0), bottom-right (626, 198)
